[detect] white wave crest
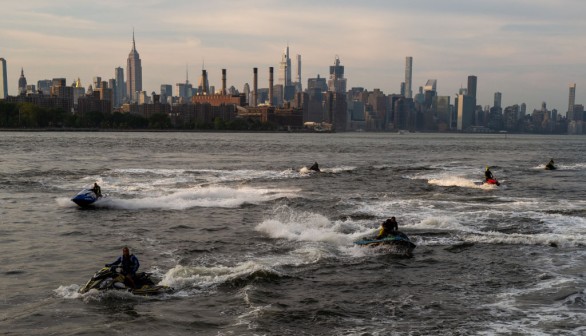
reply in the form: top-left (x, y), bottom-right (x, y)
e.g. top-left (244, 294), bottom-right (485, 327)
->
top-left (91, 186), bottom-right (299, 210)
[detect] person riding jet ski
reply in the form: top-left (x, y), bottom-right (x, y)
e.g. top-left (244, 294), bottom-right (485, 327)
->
top-left (545, 159), bottom-right (556, 170)
top-left (106, 247), bottom-right (139, 289)
top-left (376, 217), bottom-right (399, 239)
top-left (309, 162), bottom-right (320, 172)
top-left (90, 182), bottom-right (102, 197)
top-left (484, 166), bottom-right (494, 181)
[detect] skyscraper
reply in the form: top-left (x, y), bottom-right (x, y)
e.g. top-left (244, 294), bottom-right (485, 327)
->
top-left (494, 92), bottom-right (502, 109)
top-left (278, 45), bottom-right (292, 87)
top-left (296, 54), bottom-right (302, 91)
top-left (0, 58), bottom-right (7, 99)
top-left (18, 68), bottom-right (27, 95)
top-left (404, 57), bottom-right (413, 99)
top-left (126, 30), bottom-right (142, 103)
top-left (115, 67), bottom-right (126, 106)
top-left (328, 56), bottom-right (347, 93)
top-left (568, 83), bottom-right (576, 118)
top-left (467, 75), bottom-right (477, 100)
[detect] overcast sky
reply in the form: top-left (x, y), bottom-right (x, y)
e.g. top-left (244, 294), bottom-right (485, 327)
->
top-left (1, 0), bottom-right (585, 112)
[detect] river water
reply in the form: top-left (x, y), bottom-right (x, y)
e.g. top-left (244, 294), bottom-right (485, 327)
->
top-left (0, 131), bottom-right (584, 335)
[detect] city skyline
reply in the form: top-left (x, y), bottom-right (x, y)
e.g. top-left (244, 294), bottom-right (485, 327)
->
top-left (1, 1), bottom-right (585, 112)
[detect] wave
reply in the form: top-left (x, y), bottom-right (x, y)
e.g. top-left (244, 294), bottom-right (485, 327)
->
top-left (58, 185), bottom-right (300, 210)
top-left (160, 246), bottom-right (326, 292)
top-left (255, 205), bottom-right (369, 245)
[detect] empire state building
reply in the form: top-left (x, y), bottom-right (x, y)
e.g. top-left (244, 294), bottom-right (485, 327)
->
top-left (126, 31), bottom-right (142, 102)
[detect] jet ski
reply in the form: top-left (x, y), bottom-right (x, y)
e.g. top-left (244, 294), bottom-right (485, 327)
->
top-left (485, 178), bottom-right (500, 186)
top-left (545, 164), bottom-right (556, 170)
top-left (79, 266), bottom-right (173, 296)
top-left (71, 189), bottom-right (100, 207)
top-left (354, 231), bottom-right (416, 255)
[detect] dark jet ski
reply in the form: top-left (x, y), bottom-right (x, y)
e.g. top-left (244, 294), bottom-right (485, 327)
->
top-left (354, 231), bottom-right (416, 255)
top-left (545, 161), bottom-right (556, 170)
top-left (71, 189), bottom-right (101, 207)
top-left (79, 266), bottom-right (173, 296)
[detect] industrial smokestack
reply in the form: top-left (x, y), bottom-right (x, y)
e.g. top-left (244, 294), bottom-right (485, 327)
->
top-left (222, 69), bottom-right (226, 95)
top-left (269, 67), bottom-right (274, 107)
top-left (253, 67), bottom-right (258, 107)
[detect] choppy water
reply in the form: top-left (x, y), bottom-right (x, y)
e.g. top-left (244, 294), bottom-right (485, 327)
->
top-left (0, 131), bottom-right (585, 335)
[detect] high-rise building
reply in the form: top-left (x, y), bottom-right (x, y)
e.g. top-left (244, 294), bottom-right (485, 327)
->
top-left (93, 76), bottom-right (102, 89)
top-left (278, 45), bottom-right (291, 87)
top-left (404, 57), bottom-right (413, 99)
top-left (494, 92), bottom-right (502, 109)
top-left (307, 75), bottom-right (327, 92)
top-left (160, 84), bottom-right (172, 104)
top-left (467, 75), bottom-right (477, 100)
top-left (328, 56), bottom-right (347, 93)
top-left (115, 67), bottom-right (126, 107)
top-left (18, 68), bottom-right (27, 95)
top-left (295, 54), bottom-right (302, 92)
top-left (0, 58), bottom-right (7, 99)
top-left (457, 94), bottom-right (475, 131)
top-left (126, 30), bottom-right (143, 103)
top-left (568, 83), bottom-right (576, 118)
top-left (37, 80), bottom-right (52, 95)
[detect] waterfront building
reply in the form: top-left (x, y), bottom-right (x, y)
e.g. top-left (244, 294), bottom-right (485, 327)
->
top-left (126, 31), bottom-right (143, 103)
top-left (432, 96), bottom-right (450, 131)
top-left (457, 94), bottom-right (475, 131)
top-left (0, 58), bottom-right (7, 99)
top-left (404, 57), bottom-right (413, 99)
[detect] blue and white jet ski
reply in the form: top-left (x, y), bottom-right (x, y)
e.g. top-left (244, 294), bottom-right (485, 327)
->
top-left (71, 189), bottom-right (100, 207)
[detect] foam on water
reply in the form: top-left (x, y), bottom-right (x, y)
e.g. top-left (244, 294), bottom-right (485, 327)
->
top-left (54, 284), bottom-right (141, 303)
top-left (59, 186), bottom-right (300, 210)
top-left (255, 205), bottom-right (369, 246)
top-left (160, 245), bottom-right (329, 292)
top-left (480, 276), bottom-right (586, 335)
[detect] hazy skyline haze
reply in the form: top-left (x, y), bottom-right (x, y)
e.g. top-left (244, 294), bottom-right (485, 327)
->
top-left (1, 0), bottom-right (585, 111)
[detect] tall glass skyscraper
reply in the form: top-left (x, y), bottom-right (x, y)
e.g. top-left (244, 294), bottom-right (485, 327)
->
top-left (0, 58), bottom-right (7, 99)
top-left (568, 83), bottom-right (576, 118)
top-left (115, 67), bottom-right (126, 107)
top-left (126, 31), bottom-right (142, 103)
top-left (405, 57), bottom-right (413, 99)
top-left (467, 75), bottom-right (477, 100)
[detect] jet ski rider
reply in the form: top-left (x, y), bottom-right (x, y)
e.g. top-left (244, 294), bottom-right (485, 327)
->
top-left (106, 246), bottom-right (139, 289)
top-left (376, 217), bottom-right (399, 239)
top-left (309, 162), bottom-right (320, 172)
top-left (484, 166), bottom-right (494, 182)
top-left (91, 182), bottom-right (102, 197)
